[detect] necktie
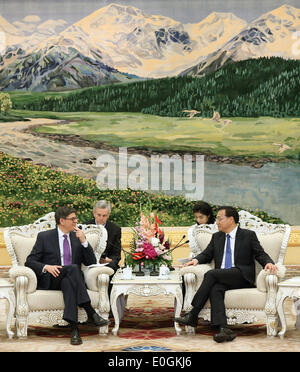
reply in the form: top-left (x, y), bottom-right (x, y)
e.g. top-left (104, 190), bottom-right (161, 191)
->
top-left (63, 234), bottom-right (71, 265)
top-left (225, 234), bottom-right (232, 269)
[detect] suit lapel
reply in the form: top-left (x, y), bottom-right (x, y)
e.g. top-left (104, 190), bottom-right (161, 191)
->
top-left (69, 232), bottom-right (78, 264)
top-left (105, 220), bottom-right (112, 235)
top-left (216, 232), bottom-right (226, 268)
top-left (53, 228), bottom-right (62, 265)
top-left (234, 227), bottom-right (242, 263)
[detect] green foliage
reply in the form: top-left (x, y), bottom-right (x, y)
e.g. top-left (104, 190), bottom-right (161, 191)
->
top-left (0, 152), bottom-right (284, 227)
top-left (0, 93), bottom-right (12, 115)
top-left (10, 57), bottom-right (300, 118)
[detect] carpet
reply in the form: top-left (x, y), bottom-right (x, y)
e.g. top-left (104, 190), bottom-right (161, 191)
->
top-left (0, 295), bottom-right (300, 352)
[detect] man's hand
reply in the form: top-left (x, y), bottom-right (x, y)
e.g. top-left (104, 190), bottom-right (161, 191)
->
top-left (74, 227), bottom-right (87, 244)
top-left (183, 258), bottom-right (198, 267)
top-left (44, 265), bottom-right (62, 278)
top-left (100, 257), bottom-right (112, 264)
top-left (264, 263), bottom-right (278, 274)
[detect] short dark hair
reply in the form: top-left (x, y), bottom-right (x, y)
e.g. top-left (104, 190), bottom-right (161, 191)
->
top-left (193, 201), bottom-right (215, 224)
top-left (55, 206), bottom-right (76, 225)
top-left (218, 206), bottom-right (239, 224)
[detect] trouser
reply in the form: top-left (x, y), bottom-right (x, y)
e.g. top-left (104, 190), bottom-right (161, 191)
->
top-left (49, 264), bottom-right (91, 324)
top-left (191, 268), bottom-right (253, 327)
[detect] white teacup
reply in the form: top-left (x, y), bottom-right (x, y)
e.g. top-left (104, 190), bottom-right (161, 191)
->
top-left (159, 265), bottom-right (170, 278)
top-left (121, 266), bottom-right (132, 280)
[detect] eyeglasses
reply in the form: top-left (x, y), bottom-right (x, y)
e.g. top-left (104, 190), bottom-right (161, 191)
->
top-left (216, 216), bottom-right (228, 222)
top-left (64, 217), bottom-right (78, 221)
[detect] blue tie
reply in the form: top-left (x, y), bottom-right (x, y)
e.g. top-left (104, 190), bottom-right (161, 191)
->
top-left (225, 234), bottom-right (232, 269)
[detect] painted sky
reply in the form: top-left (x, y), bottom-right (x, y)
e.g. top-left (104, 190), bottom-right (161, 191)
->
top-left (0, 0), bottom-right (299, 25)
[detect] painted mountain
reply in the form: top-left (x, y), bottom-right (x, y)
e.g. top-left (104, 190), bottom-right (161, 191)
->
top-left (0, 3), bottom-right (248, 90)
top-left (0, 3), bottom-right (299, 91)
top-left (182, 4), bottom-right (300, 76)
top-left (0, 15), bottom-right (68, 62)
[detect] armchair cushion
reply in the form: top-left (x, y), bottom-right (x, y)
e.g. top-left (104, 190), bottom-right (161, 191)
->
top-left (224, 288), bottom-right (267, 310)
top-left (254, 233), bottom-right (285, 278)
top-left (10, 236), bottom-right (36, 266)
top-left (198, 288), bottom-right (267, 310)
top-left (27, 289), bottom-right (99, 311)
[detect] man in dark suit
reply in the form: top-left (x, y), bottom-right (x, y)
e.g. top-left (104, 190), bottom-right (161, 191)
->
top-left (175, 206), bottom-right (277, 343)
top-left (25, 206), bottom-right (109, 345)
top-left (84, 200), bottom-right (121, 273)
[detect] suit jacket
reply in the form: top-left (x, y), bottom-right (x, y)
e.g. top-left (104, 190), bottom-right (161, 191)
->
top-left (194, 227), bottom-right (274, 286)
top-left (25, 228), bottom-right (97, 290)
top-left (84, 219), bottom-right (121, 269)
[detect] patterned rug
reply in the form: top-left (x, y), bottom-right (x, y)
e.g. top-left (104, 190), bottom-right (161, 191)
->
top-left (26, 307), bottom-right (265, 341)
top-left (0, 295), bottom-right (299, 352)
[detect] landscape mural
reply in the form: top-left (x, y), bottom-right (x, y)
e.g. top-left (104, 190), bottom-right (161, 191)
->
top-left (0, 0), bottom-right (299, 227)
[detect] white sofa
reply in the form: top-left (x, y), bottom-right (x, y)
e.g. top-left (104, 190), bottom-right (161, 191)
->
top-left (5, 212), bottom-right (114, 338)
top-left (181, 210), bottom-right (291, 336)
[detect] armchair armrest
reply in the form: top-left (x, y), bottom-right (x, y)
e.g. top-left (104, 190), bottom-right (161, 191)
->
top-left (179, 264), bottom-right (212, 312)
top-left (9, 266), bottom-right (37, 294)
top-left (180, 264), bottom-right (212, 287)
top-left (256, 263), bottom-right (286, 293)
top-left (84, 266), bottom-right (114, 291)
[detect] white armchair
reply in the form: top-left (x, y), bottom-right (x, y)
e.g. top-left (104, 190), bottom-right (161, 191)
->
top-left (180, 210), bottom-right (291, 336)
top-left (5, 212), bottom-right (114, 338)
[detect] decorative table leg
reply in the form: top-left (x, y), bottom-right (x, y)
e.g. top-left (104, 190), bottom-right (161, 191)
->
top-left (111, 287), bottom-right (125, 336)
top-left (174, 288), bottom-right (183, 336)
top-left (277, 294), bottom-right (287, 339)
top-left (183, 273), bottom-right (196, 334)
top-left (6, 289), bottom-right (15, 339)
top-left (294, 298), bottom-right (300, 330)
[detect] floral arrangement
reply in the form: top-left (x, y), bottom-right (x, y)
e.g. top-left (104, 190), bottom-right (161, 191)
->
top-left (125, 210), bottom-right (173, 269)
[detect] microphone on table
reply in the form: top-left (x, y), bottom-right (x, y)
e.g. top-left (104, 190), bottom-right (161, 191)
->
top-left (165, 235), bottom-right (189, 271)
top-left (168, 240), bottom-right (189, 254)
top-left (104, 236), bottom-right (189, 270)
top-left (167, 235), bottom-right (189, 253)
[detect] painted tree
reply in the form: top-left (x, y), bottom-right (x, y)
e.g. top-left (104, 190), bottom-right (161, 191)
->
top-left (0, 93), bottom-right (12, 115)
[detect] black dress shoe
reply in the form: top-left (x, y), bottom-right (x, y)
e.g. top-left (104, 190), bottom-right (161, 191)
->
top-left (174, 312), bottom-right (198, 327)
top-left (213, 327), bottom-right (236, 343)
top-left (87, 312), bottom-right (110, 327)
top-left (70, 327), bottom-right (82, 345)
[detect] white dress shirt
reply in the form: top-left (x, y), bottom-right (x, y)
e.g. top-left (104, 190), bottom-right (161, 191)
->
top-left (220, 226), bottom-right (238, 269)
top-left (58, 228), bottom-right (73, 266)
top-left (42, 228), bottom-right (88, 272)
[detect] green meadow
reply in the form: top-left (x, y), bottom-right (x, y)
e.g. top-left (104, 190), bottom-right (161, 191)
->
top-left (14, 110), bottom-right (300, 160)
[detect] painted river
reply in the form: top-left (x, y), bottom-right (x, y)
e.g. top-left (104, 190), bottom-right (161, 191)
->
top-left (0, 119), bottom-right (299, 225)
